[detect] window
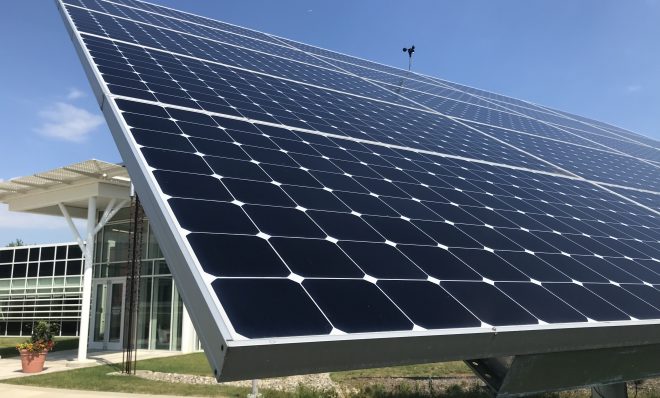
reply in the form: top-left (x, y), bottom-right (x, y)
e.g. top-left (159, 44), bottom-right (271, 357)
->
top-left (101, 222), bottom-right (130, 263)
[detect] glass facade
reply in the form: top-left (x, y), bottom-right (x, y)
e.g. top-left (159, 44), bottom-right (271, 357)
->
top-left (92, 206), bottom-right (185, 351)
top-left (0, 206), bottom-right (194, 351)
top-left (0, 244), bottom-right (83, 336)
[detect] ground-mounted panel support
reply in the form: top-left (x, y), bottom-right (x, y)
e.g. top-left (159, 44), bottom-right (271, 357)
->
top-left (592, 383), bottom-right (628, 398)
top-left (248, 379), bottom-right (261, 398)
top-left (465, 356), bottom-right (512, 393)
top-left (466, 344), bottom-right (660, 397)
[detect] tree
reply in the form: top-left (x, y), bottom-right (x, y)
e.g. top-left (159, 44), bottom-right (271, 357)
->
top-left (6, 238), bottom-right (24, 247)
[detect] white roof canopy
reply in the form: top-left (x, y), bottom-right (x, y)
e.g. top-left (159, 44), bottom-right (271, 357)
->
top-left (0, 159), bottom-right (131, 218)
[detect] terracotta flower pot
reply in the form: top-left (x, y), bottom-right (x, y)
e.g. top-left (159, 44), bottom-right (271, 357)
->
top-left (19, 349), bottom-right (48, 373)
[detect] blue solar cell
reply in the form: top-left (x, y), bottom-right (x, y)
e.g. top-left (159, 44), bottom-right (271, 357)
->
top-left (377, 280), bottom-right (482, 329)
top-left (441, 281), bottom-right (538, 326)
top-left (269, 237), bottom-right (364, 278)
top-left (302, 279), bottom-right (413, 333)
top-left (584, 283), bottom-right (660, 320)
top-left (338, 241), bottom-right (427, 279)
top-left (495, 282), bottom-right (587, 323)
top-left (542, 283), bottom-right (630, 322)
top-left (212, 278), bottom-right (332, 338)
top-left (188, 234), bottom-right (289, 277)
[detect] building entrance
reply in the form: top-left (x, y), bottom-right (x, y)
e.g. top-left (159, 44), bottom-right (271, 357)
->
top-left (90, 277), bottom-right (125, 350)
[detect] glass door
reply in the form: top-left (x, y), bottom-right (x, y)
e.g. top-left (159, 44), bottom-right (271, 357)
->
top-left (89, 278), bottom-right (125, 350)
top-left (134, 275), bottom-right (183, 350)
top-left (151, 277), bottom-right (172, 350)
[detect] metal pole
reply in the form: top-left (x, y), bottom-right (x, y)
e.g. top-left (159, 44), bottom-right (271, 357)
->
top-left (249, 379), bottom-right (259, 398)
top-left (123, 195), bottom-right (144, 374)
top-left (77, 196), bottom-right (96, 361)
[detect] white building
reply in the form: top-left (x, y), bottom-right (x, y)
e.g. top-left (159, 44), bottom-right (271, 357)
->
top-left (0, 160), bottom-right (200, 356)
top-left (0, 243), bottom-right (83, 336)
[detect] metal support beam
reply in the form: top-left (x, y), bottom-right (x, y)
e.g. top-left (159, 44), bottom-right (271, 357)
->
top-left (592, 383), bottom-right (628, 398)
top-left (467, 344), bottom-right (660, 397)
top-left (94, 198), bottom-right (116, 233)
top-left (57, 203), bottom-right (85, 252)
top-left (94, 198), bottom-right (128, 235)
top-left (465, 357), bottom-right (512, 394)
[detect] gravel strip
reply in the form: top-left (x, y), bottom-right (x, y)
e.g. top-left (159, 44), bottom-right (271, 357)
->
top-left (111, 370), bottom-right (340, 392)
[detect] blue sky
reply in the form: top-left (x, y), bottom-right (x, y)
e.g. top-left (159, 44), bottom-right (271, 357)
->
top-left (0, 0), bottom-right (658, 245)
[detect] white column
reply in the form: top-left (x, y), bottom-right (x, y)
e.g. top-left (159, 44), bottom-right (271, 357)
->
top-left (77, 196), bottom-right (97, 361)
top-left (180, 305), bottom-right (197, 353)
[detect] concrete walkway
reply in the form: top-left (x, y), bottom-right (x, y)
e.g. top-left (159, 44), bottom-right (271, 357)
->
top-left (0, 349), bottom-right (179, 380)
top-left (0, 384), bottom-right (206, 397)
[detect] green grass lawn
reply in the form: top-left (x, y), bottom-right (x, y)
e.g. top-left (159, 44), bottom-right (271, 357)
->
top-left (0, 337), bottom-right (78, 358)
top-left (7, 352), bottom-right (650, 398)
top-left (2, 352), bottom-right (475, 397)
top-left (0, 337), bottom-right (26, 348)
top-left (3, 353), bottom-right (248, 397)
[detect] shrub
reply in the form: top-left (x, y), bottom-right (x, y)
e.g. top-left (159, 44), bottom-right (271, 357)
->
top-left (16, 321), bottom-right (61, 353)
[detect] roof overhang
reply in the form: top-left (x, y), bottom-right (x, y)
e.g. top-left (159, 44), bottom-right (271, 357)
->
top-left (0, 159), bottom-right (131, 218)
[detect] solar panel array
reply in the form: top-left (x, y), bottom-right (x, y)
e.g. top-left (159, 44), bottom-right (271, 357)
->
top-left (57, 0), bottom-right (660, 379)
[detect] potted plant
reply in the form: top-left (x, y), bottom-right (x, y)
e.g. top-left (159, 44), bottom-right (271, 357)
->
top-left (16, 321), bottom-right (60, 373)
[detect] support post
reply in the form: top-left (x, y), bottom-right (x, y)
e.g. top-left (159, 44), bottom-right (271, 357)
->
top-left (592, 383), bottom-right (628, 398)
top-left (77, 196), bottom-right (96, 362)
top-left (248, 379), bottom-right (260, 398)
top-left (466, 344), bottom-right (660, 397)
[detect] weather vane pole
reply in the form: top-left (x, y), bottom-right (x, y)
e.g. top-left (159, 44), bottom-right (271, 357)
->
top-left (403, 45), bottom-right (415, 71)
top-left (396, 45), bottom-right (415, 94)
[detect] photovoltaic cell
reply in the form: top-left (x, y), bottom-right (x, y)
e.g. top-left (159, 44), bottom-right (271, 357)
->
top-left (57, 0), bottom-right (660, 380)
